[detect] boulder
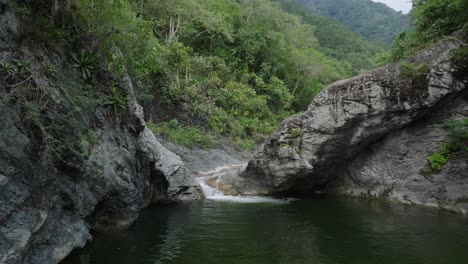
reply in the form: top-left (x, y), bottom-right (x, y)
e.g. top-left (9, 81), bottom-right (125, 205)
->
top-left (239, 37), bottom-right (467, 198)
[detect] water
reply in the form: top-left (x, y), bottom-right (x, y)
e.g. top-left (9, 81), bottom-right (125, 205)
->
top-left (195, 164), bottom-right (288, 204)
top-left (63, 196), bottom-right (468, 264)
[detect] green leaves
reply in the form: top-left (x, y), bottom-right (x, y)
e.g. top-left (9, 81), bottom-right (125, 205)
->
top-left (427, 152), bottom-right (449, 171)
top-left (147, 120), bottom-right (215, 148)
top-left (400, 62), bottom-right (429, 79)
top-left (71, 50), bottom-right (96, 81)
top-left (387, 0), bottom-right (468, 63)
top-left (443, 119), bottom-right (468, 146)
top-left (425, 119), bottom-right (468, 172)
top-left (98, 87), bottom-right (128, 109)
top-left (12, 59), bottom-right (32, 75)
top-left (0, 61), bottom-right (16, 75)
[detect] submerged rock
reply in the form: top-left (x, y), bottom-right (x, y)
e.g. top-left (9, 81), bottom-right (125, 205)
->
top-left (237, 36), bottom-right (467, 210)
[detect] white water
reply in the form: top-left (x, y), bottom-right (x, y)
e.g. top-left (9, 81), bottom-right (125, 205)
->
top-left (196, 164), bottom-right (291, 204)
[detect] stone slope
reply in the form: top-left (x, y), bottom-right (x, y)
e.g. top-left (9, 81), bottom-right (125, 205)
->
top-left (237, 36), bottom-right (467, 200)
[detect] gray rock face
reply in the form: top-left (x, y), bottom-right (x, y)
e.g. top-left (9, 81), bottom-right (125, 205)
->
top-left (240, 38), bottom-right (467, 199)
top-left (0, 0), bottom-right (18, 59)
top-left (0, 5), bottom-right (201, 264)
top-left (0, 102), bottom-right (202, 263)
top-left (332, 92), bottom-right (468, 213)
top-left (138, 128), bottom-right (202, 201)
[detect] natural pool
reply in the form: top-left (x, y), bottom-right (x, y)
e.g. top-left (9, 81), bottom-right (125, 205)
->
top-left (63, 197), bottom-right (468, 264)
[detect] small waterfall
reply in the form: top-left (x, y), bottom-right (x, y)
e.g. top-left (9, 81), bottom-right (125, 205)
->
top-left (196, 177), bottom-right (225, 198)
top-left (196, 164), bottom-right (290, 204)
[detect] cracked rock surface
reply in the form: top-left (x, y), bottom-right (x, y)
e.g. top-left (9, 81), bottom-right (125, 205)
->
top-left (233, 37), bottom-right (468, 213)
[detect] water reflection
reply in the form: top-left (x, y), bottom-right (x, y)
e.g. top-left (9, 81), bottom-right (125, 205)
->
top-left (63, 197), bottom-right (468, 264)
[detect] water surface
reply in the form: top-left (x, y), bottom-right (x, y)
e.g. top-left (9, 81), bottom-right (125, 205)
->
top-left (63, 197), bottom-right (468, 264)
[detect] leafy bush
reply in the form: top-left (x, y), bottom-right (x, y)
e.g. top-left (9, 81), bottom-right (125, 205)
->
top-left (427, 152), bottom-right (448, 171)
top-left (13, 59), bottom-right (32, 75)
top-left (444, 119), bottom-right (468, 141)
top-left (400, 62), bottom-right (429, 79)
top-left (387, 0), bottom-right (468, 63)
top-left (0, 61), bottom-right (16, 75)
top-left (98, 87), bottom-right (128, 109)
top-left (147, 120), bottom-right (215, 148)
top-left (232, 137), bottom-right (257, 151)
top-left (451, 47), bottom-right (468, 76)
top-left (290, 128), bottom-right (304, 139)
top-left (425, 119), bottom-right (468, 172)
top-left (71, 50), bottom-right (97, 81)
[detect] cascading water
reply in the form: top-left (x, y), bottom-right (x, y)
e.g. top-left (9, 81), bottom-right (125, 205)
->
top-left (195, 164), bottom-right (290, 203)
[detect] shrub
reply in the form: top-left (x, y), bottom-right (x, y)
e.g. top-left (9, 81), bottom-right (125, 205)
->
top-left (400, 61), bottom-right (429, 79)
top-left (425, 119), bottom-right (468, 172)
top-left (71, 50), bottom-right (97, 81)
top-left (232, 137), bottom-right (257, 151)
top-left (290, 128), bottom-right (304, 139)
top-left (147, 120), bottom-right (215, 148)
top-left (0, 61), bottom-right (16, 75)
top-left (98, 87), bottom-right (128, 109)
top-left (445, 119), bottom-right (468, 137)
top-left (451, 47), bottom-right (468, 77)
top-left (427, 152), bottom-right (449, 171)
top-left (13, 59), bottom-right (32, 75)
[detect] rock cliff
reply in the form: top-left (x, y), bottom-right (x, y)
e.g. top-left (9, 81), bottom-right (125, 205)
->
top-left (235, 34), bottom-right (468, 212)
top-left (0, 2), bottom-right (201, 263)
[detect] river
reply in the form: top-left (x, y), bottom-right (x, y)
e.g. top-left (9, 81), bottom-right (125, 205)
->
top-left (63, 195), bottom-right (468, 264)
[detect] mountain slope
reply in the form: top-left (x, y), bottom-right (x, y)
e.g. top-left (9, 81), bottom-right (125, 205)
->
top-left (287, 0), bottom-right (411, 43)
top-left (276, 0), bottom-right (386, 76)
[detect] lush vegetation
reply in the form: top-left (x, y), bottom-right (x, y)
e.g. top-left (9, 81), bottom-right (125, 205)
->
top-left (426, 119), bottom-right (468, 172)
top-left (384, 0), bottom-right (468, 63)
top-left (275, 0), bottom-right (386, 76)
top-left (285, 0), bottom-right (411, 44)
top-left (147, 120), bottom-right (215, 148)
top-left (7, 0), bottom-right (391, 149)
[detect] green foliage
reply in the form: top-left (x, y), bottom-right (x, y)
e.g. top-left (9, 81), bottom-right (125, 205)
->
top-left (451, 47), bottom-right (468, 76)
top-left (290, 128), bottom-right (304, 139)
top-left (13, 59), bottom-right (32, 75)
top-left (412, 0), bottom-right (468, 43)
top-left (7, 71), bottom-right (97, 164)
top-left (42, 62), bottom-right (58, 77)
top-left (444, 119), bottom-right (468, 139)
top-left (64, 0), bottom-right (391, 148)
top-left (211, 81), bottom-right (270, 119)
top-left (427, 152), bottom-right (448, 171)
top-left (71, 50), bottom-right (97, 81)
top-left (425, 119), bottom-right (468, 172)
top-left (400, 62), bottom-right (429, 79)
top-left (232, 137), bottom-right (257, 151)
top-left (0, 61), bottom-right (16, 75)
top-left (147, 120), bottom-right (215, 148)
top-left (99, 87), bottom-right (128, 109)
top-left (282, 0), bottom-right (411, 44)
top-left (276, 0), bottom-right (387, 75)
top-left (387, 0), bottom-right (468, 63)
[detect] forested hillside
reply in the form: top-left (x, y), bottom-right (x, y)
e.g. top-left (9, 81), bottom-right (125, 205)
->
top-left (276, 0), bottom-right (386, 75)
top-left (385, 0), bottom-right (468, 63)
top-left (1, 0), bottom-right (388, 151)
top-left (286, 0), bottom-right (411, 43)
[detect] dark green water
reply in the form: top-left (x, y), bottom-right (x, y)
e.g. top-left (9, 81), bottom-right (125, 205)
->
top-left (63, 197), bottom-right (468, 264)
